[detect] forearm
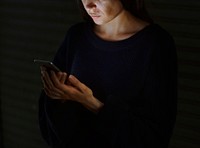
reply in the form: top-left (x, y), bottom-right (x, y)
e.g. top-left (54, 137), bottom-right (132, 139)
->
top-left (80, 96), bottom-right (104, 113)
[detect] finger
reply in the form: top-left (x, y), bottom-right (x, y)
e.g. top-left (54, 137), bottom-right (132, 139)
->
top-left (41, 76), bottom-right (54, 96)
top-left (41, 73), bottom-right (51, 89)
top-left (42, 70), bottom-right (55, 90)
top-left (41, 74), bottom-right (64, 95)
top-left (50, 71), bottom-right (71, 93)
top-left (43, 82), bottom-right (65, 100)
top-left (56, 72), bottom-right (62, 81)
top-left (41, 76), bottom-right (46, 87)
top-left (60, 72), bottom-right (67, 84)
top-left (43, 87), bottom-right (62, 100)
top-left (49, 72), bottom-right (79, 98)
top-left (50, 71), bottom-right (63, 87)
top-left (68, 75), bottom-right (88, 93)
top-left (53, 71), bottom-right (67, 83)
top-left (51, 71), bottom-right (67, 86)
top-left (44, 84), bottom-right (71, 101)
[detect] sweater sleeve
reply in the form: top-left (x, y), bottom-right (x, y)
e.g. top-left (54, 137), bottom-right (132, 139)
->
top-left (38, 33), bottom-right (69, 146)
top-left (38, 23), bottom-right (87, 147)
top-left (38, 26), bottom-right (74, 146)
top-left (94, 35), bottom-right (178, 148)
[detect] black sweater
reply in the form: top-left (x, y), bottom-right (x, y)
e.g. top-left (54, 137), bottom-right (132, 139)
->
top-left (39, 22), bottom-right (177, 148)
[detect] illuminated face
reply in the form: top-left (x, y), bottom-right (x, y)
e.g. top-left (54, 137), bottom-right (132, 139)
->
top-left (81, 0), bottom-right (124, 25)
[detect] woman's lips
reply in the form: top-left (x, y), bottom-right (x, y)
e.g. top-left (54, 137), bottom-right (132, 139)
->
top-left (90, 14), bottom-right (100, 19)
top-left (92, 16), bottom-right (100, 19)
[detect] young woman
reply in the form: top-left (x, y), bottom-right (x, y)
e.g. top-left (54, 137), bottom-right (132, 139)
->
top-left (39, 0), bottom-right (177, 147)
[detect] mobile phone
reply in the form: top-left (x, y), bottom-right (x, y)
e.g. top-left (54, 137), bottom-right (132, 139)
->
top-left (34, 59), bottom-right (61, 72)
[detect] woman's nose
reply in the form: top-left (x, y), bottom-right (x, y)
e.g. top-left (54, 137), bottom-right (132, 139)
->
top-left (84, 0), bottom-right (97, 9)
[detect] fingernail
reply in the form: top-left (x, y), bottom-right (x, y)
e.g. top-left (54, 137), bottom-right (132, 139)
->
top-left (69, 75), bottom-right (74, 79)
top-left (41, 71), bottom-right (44, 76)
top-left (63, 72), bottom-right (67, 76)
top-left (69, 75), bottom-right (76, 82)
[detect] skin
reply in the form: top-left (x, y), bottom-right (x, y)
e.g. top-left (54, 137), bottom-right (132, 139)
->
top-left (41, 0), bottom-right (149, 113)
top-left (41, 67), bottom-right (103, 113)
top-left (82, 0), bottom-right (149, 41)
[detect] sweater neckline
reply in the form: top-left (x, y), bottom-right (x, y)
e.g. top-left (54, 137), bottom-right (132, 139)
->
top-left (85, 23), bottom-right (156, 51)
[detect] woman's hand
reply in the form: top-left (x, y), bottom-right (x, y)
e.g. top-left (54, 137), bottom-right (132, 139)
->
top-left (40, 66), bottom-right (104, 113)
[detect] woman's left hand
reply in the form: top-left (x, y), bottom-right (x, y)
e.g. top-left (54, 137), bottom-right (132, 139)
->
top-left (41, 67), bottom-right (103, 113)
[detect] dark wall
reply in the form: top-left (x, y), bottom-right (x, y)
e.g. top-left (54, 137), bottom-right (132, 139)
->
top-left (147, 0), bottom-right (200, 147)
top-left (0, 0), bottom-right (81, 148)
top-left (0, 0), bottom-right (200, 148)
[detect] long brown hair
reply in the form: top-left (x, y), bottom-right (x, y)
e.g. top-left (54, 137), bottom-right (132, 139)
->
top-left (77, 0), bottom-right (153, 23)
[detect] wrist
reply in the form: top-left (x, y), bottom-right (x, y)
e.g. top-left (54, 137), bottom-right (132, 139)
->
top-left (82, 96), bottom-right (104, 113)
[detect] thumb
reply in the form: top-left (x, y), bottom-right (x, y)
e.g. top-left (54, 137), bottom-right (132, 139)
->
top-left (68, 75), bottom-right (86, 92)
top-left (68, 75), bottom-right (80, 86)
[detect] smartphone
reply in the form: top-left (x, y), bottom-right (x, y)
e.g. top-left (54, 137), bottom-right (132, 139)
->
top-left (34, 59), bottom-right (61, 72)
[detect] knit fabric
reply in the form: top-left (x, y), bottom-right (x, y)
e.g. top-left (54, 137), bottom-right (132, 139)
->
top-left (39, 22), bottom-right (177, 148)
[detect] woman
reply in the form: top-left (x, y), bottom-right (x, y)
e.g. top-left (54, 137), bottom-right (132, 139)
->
top-left (39, 0), bottom-right (177, 148)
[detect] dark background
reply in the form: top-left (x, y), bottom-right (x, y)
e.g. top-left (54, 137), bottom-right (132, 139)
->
top-left (0, 0), bottom-right (200, 148)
